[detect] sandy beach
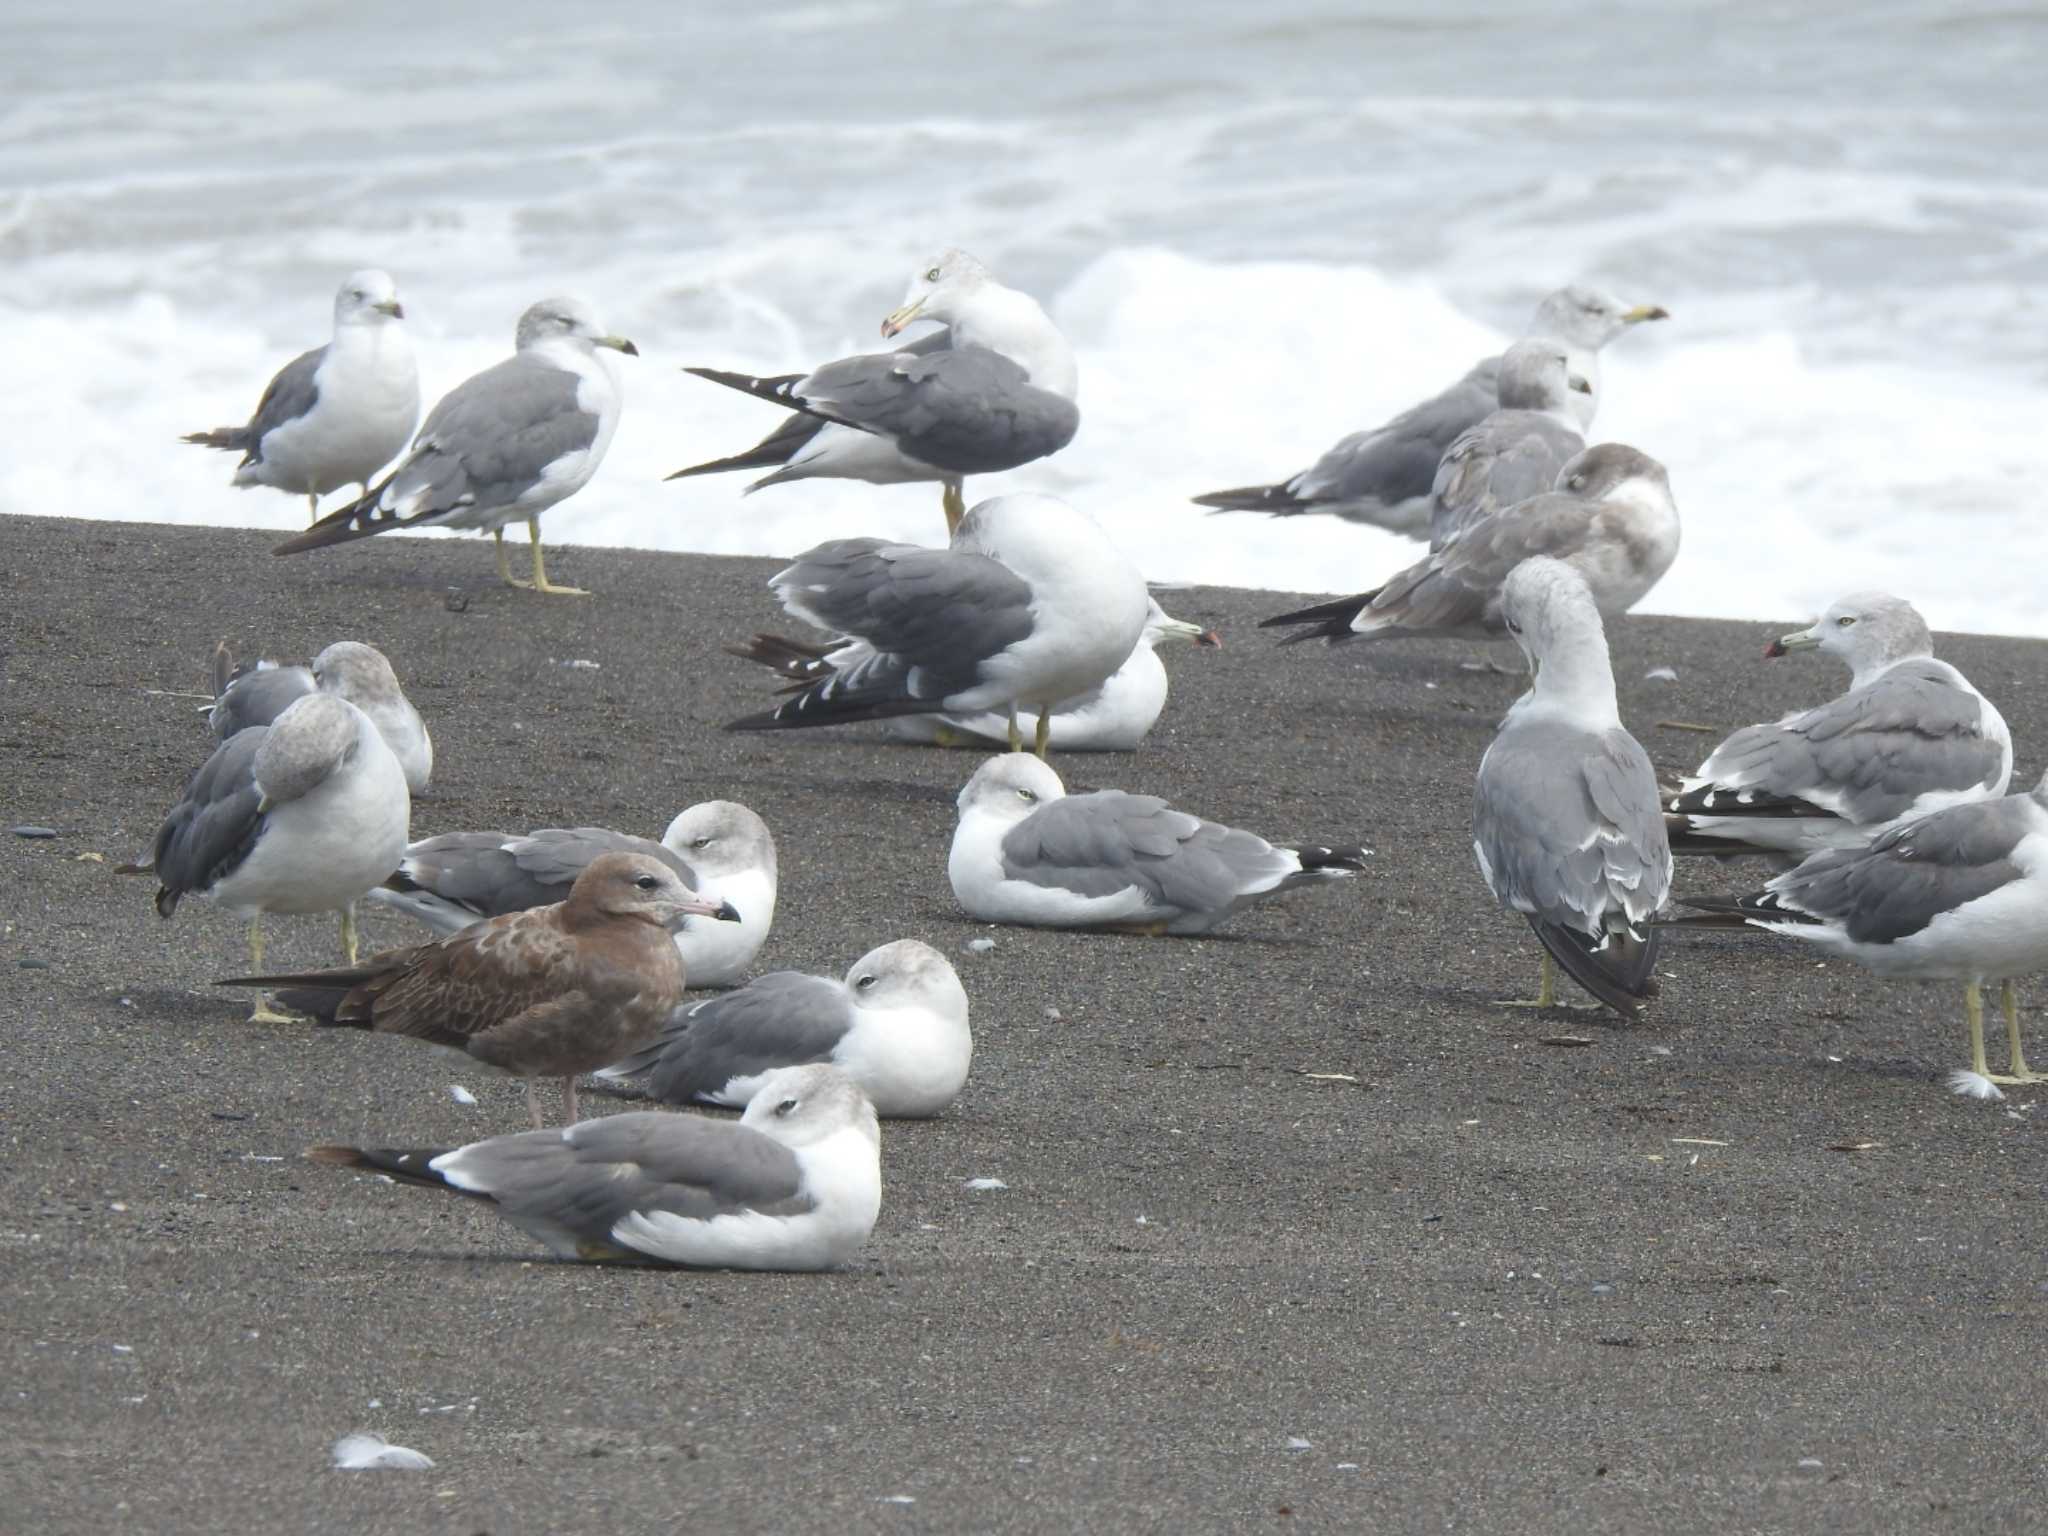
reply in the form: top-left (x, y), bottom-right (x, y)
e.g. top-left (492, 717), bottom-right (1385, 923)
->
top-left (5, 512), bottom-right (2046, 1534)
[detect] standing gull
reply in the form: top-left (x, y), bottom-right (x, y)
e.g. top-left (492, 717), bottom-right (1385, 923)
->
top-left (135, 692), bottom-right (410, 1021)
top-left (183, 270), bottom-right (420, 524)
top-left (671, 250), bottom-right (1078, 534)
top-left (308, 1064), bottom-right (882, 1270)
top-left (726, 492), bottom-right (1148, 758)
top-left (1473, 559), bottom-right (1671, 1015)
top-left (222, 851), bottom-right (741, 1127)
top-left (1667, 594), bottom-right (2011, 861)
top-left (1665, 773), bottom-right (2048, 1086)
top-left (949, 754), bottom-right (1367, 935)
top-left (1258, 444), bottom-right (1679, 648)
top-left (1425, 340), bottom-right (1590, 549)
top-left (366, 802), bottom-right (776, 988)
top-left (273, 297), bottom-right (637, 595)
top-left (1193, 285), bottom-right (1666, 534)
top-left (602, 940), bottom-right (972, 1118)
top-left (206, 639), bottom-right (434, 794)
top-left (732, 594), bottom-right (1222, 752)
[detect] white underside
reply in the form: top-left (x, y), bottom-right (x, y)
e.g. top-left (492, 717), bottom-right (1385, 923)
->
top-left (212, 740), bottom-right (411, 916)
top-left (240, 326), bottom-right (419, 499)
top-left (674, 867), bottom-right (776, 987)
top-left (887, 640), bottom-right (1169, 751)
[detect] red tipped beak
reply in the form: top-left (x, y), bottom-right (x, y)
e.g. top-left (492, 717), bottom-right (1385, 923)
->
top-left (1762, 639), bottom-right (1787, 658)
top-left (1196, 629), bottom-right (1224, 650)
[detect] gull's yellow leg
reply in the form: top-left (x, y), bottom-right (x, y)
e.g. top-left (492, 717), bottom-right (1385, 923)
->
top-left (1989, 978), bottom-right (2042, 1083)
top-left (942, 481), bottom-right (967, 537)
top-left (306, 492), bottom-right (321, 525)
top-left (338, 902), bottom-right (359, 966)
top-left (504, 516), bottom-right (589, 596)
top-left (1965, 981), bottom-right (1991, 1079)
top-left (1006, 709), bottom-right (1023, 753)
top-left (1033, 706), bottom-right (1052, 759)
top-left (493, 528), bottom-right (514, 585)
top-left (244, 917), bottom-right (296, 1025)
top-left (1496, 951), bottom-right (1599, 1010)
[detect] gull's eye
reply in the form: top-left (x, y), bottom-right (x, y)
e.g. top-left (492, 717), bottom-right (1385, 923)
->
top-left (690, 835), bottom-right (713, 850)
top-left (1567, 475), bottom-right (1587, 492)
top-left (1016, 787), bottom-right (1037, 803)
top-left (774, 1097), bottom-right (799, 1117)
top-left (855, 974), bottom-right (877, 991)
top-left (1506, 618), bottom-right (1524, 635)
top-left (634, 874), bottom-right (659, 890)
top-left (925, 267), bottom-right (941, 282)
top-left (1836, 615), bottom-right (1857, 628)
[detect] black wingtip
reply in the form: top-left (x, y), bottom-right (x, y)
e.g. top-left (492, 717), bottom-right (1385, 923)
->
top-left (1526, 920), bottom-right (1661, 1019)
top-left (1258, 592), bottom-right (1372, 641)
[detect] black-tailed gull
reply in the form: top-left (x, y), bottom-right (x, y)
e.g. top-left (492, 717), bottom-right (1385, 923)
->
top-left (183, 270), bottom-right (419, 524)
top-left (1667, 772), bottom-right (2048, 1086)
top-left (1668, 594), bottom-right (2012, 861)
top-left (601, 940), bottom-right (971, 1118)
top-left (726, 492), bottom-right (1148, 758)
top-left (671, 249), bottom-right (1078, 533)
top-left (307, 1064), bottom-right (882, 1270)
top-left (733, 594), bottom-right (1221, 752)
top-left (1258, 444), bottom-right (1679, 647)
top-left (1426, 339), bottom-right (1589, 549)
top-left (223, 851), bottom-right (740, 1126)
top-left (1473, 558), bottom-right (1671, 1015)
top-left (207, 639), bottom-right (434, 794)
top-left (136, 692), bottom-right (411, 1021)
top-left (949, 753), bottom-right (1367, 934)
top-left (1192, 285), bottom-right (1666, 534)
top-left (273, 297), bottom-right (637, 595)
top-left (365, 801), bottom-right (776, 988)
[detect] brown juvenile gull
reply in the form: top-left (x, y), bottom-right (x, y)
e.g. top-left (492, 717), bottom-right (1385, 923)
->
top-left (671, 249), bottom-right (1078, 535)
top-left (273, 297), bottom-right (636, 596)
top-left (220, 851), bottom-right (740, 1126)
top-left (307, 1064), bottom-right (881, 1270)
top-left (182, 269), bottom-right (419, 524)
top-left (1665, 593), bottom-right (2011, 862)
top-left (1473, 558), bottom-right (1671, 1016)
top-left (1193, 285), bottom-right (1666, 534)
top-left (205, 639), bottom-right (434, 794)
top-left (134, 692), bottom-right (411, 1022)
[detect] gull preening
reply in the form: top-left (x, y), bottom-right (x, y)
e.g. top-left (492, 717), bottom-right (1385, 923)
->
top-left (1473, 559), bottom-right (1672, 1015)
top-left (1667, 593), bottom-right (2011, 861)
top-left (1193, 285), bottom-right (1666, 534)
top-left (137, 692), bottom-right (411, 1020)
top-left (1667, 772), bottom-right (2048, 1086)
top-left (602, 939), bottom-right (972, 1118)
top-left (273, 297), bottom-right (637, 595)
top-left (307, 1064), bottom-right (882, 1270)
top-left (673, 250), bottom-right (1078, 533)
top-left (726, 492), bottom-right (1149, 758)
top-left (1425, 339), bottom-right (1590, 549)
top-left (366, 801), bottom-right (777, 988)
top-left (183, 270), bottom-right (419, 524)
top-left (221, 851), bottom-right (740, 1126)
top-left (1259, 444), bottom-right (1680, 648)
top-left (206, 639), bottom-right (434, 794)
top-left (949, 753), bottom-right (1367, 935)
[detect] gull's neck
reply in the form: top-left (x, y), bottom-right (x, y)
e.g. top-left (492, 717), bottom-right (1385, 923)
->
top-left (1520, 635), bottom-right (1622, 731)
top-left (949, 285), bottom-right (1077, 399)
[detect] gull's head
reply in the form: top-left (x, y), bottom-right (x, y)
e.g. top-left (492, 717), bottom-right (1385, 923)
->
top-left (956, 751), bottom-right (1066, 822)
top-left (335, 269), bottom-right (404, 325)
top-left (572, 851), bottom-right (739, 932)
top-left (843, 939), bottom-right (969, 1022)
top-left (659, 800), bottom-right (777, 884)
top-left (1496, 338), bottom-right (1590, 412)
top-left (1529, 285), bottom-right (1670, 349)
top-left (515, 296), bottom-right (639, 358)
top-left (1764, 591), bottom-right (1932, 669)
top-left (882, 248), bottom-right (993, 338)
top-left (1141, 594), bottom-right (1221, 650)
top-left (1501, 556), bottom-right (1606, 669)
top-left (740, 1064), bottom-right (880, 1150)
top-left (252, 693), bottom-right (366, 813)
top-left (310, 640), bottom-right (403, 705)
top-left (1553, 442), bottom-right (1670, 504)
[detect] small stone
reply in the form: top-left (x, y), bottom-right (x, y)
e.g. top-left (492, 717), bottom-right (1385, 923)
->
top-left (1590, 1283), bottom-right (1614, 1295)
top-left (1284, 1436), bottom-right (1312, 1452)
top-left (18, 958), bottom-right (50, 971)
top-left (1043, 1006), bottom-right (1061, 1020)
top-left (11, 825), bottom-right (60, 839)
top-left (963, 938), bottom-right (995, 954)
top-left (443, 590), bottom-right (470, 613)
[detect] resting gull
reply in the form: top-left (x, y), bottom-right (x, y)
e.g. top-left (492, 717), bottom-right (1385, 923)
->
top-left (1667, 594), bottom-right (2011, 861)
top-left (1473, 558), bottom-right (1671, 1015)
top-left (366, 801), bottom-right (776, 988)
top-left (1666, 772), bottom-right (2048, 1086)
top-left (1425, 339), bottom-right (1589, 549)
top-left (726, 492), bottom-right (1148, 758)
top-left (949, 753), bottom-right (1367, 935)
top-left (221, 851), bottom-right (741, 1126)
top-left (1193, 285), bottom-right (1666, 534)
top-left (601, 940), bottom-right (971, 1119)
top-left (308, 1064), bottom-right (882, 1270)
top-left (733, 594), bottom-right (1221, 753)
top-left (135, 692), bottom-right (410, 1021)
top-left (206, 639), bottom-right (434, 794)
top-left (183, 270), bottom-right (419, 524)
top-left (671, 249), bottom-right (1078, 534)
top-left (1258, 444), bottom-right (1679, 648)
top-left (273, 297), bottom-right (636, 595)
